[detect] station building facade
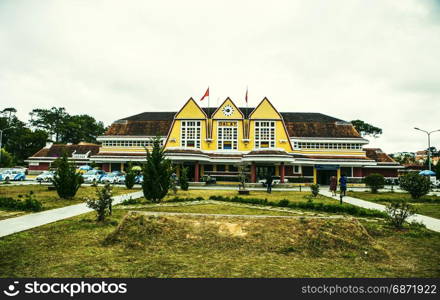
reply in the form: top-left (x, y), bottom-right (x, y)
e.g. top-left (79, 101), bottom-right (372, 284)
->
top-left (87, 97), bottom-right (400, 184)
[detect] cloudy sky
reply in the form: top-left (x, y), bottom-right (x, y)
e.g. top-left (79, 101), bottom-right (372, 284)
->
top-left (1, 0), bottom-right (439, 153)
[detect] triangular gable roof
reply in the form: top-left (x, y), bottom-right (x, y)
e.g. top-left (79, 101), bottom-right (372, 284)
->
top-left (248, 97), bottom-right (283, 120)
top-left (174, 98), bottom-right (208, 119)
top-left (211, 97), bottom-right (244, 119)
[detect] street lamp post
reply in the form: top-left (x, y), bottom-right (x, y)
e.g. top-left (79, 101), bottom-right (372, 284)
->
top-left (414, 127), bottom-right (440, 171)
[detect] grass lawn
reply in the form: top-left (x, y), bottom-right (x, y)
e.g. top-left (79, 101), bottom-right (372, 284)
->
top-left (126, 203), bottom-right (324, 216)
top-left (0, 185), bottom-right (140, 220)
top-left (348, 191), bottom-right (440, 219)
top-left (0, 205), bottom-right (438, 278)
top-left (163, 189), bottom-right (330, 203)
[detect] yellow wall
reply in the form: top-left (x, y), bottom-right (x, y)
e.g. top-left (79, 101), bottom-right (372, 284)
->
top-left (117, 97), bottom-right (367, 158)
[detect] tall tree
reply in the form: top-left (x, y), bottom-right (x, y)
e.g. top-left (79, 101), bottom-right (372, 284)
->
top-left (52, 151), bottom-right (83, 199)
top-left (1, 108), bottom-right (48, 164)
top-left (29, 107), bottom-right (69, 142)
top-left (350, 120), bottom-right (383, 137)
top-left (30, 108), bottom-right (105, 144)
top-left (142, 137), bottom-right (172, 202)
top-left (61, 114), bottom-right (106, 144)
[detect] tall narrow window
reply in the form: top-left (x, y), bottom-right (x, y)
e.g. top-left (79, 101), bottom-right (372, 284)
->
top-left (181, 120), bottom-right (201, 148)
top-left (217, 121), bottom-right (238, 150)
top-left (255, 121), bottom-right (275, 149)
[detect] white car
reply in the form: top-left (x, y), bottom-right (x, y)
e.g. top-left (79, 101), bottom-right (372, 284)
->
top-left (100, 171), bottom-right (125, 184)
top-left (82, 170), bottom-right (106, 183)
top-left (0, 169), bottom-right (26, 181)
top-left (258, 176), bottom-right (281, 186)
top-left (36, 171), bottom-right (55, 183)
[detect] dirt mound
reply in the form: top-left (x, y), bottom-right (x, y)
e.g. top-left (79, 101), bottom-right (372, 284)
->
top-left (104, 212), bottom-right (389, 260)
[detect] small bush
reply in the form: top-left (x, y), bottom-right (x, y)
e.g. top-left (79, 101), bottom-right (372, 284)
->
top-left (399, 173), bottom-right (430, 199)
top-left (86, 184), bottom-right (113, 222)
top-left (385, 200), bottom-right (416, 229)
top-left (179, 167), bottom-right (189, 191)
top-left (278, 199), bottom-right (289, 207)
top-left (52, 152), bottom-right (83, 199)
top-left (0, 191), bottom-right (43, 212)
top-left (125, 162), bottom-right (136, 189)
top-left (310, 184), bottom-right (319, 197)
top-left (364, 173), bottom-right (385, 193)
top-left (121, 197), bottom-right (141, 205)
top-left (207, 195), bottom-right (386, 218)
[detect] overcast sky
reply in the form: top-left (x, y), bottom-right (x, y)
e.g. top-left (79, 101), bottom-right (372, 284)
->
top-left (1, 0), bottom-right (439, 153)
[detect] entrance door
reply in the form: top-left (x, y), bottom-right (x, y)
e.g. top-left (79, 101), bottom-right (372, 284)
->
top-left (317, 170), bottom-right (337, 185)
top-left (256, 166), bottom-right (275, 181)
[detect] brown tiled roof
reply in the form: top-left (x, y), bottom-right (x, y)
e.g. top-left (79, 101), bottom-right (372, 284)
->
top-left (364, 148), bottom-right (398, 164)
top-left (31, 143), bottom-right (100, 158)
top-left (105, 120), bottom-right (173, 136)
top-left (285, 122), bottom-right (361, 138)
top-left (105, 111), bottom-right (361, 138)
top-left (164, 149), bottom-right (205, 155)
top-left (246, 150), bottom-right (289, 156)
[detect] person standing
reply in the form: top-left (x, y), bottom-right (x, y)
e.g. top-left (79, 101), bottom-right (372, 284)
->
top-left (329, 175), bottom-right (337, 196)
top-left (339, 173), bottom-right (347, 201)
top-left (266, 174), bottom-right (273, 194)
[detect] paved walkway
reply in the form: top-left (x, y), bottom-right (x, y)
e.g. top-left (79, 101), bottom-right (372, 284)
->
top-left (0, 191), bottom-right (143, 238)
top-left (319, 190), bottom-right (440, 232)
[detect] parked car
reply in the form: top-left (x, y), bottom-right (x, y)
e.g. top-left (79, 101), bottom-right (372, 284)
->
top-left (258, 176), bottom-right (281, 187)
top-left (135, 175), bottom-right (144, 184)
top-left (36, 171), bottom-right (55, 183)
top-left (82, 170), bottom-right (106, 183)
top-left (0, 169), bottom-right (26, 181)
top-left (100, 171), bottom-right (125, 184)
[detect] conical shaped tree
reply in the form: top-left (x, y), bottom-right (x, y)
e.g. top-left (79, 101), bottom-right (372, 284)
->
top-left (52, 151), bottom-right (83, 199)
top-left (142, 137), bottom-right (172, 202)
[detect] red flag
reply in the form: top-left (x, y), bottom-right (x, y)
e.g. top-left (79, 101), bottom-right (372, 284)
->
top-left (200, 87), bottom-right (209, 101)
top-left (245, 88), bottom-right (248, 103)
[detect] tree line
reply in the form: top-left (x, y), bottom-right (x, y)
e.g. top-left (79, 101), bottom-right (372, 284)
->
top-left (0, 107), bottom-right (106, 167)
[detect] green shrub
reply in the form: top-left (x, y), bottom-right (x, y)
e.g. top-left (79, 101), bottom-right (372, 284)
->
top-left (385, 200), bottom-right (416, 229)
top-left (399, 173), bottom-right (431, 199)
top-left (207, 195), bottom-right (385, 218)
top-left (278, 199), bottom-right (289, 207)
top-left (179, 167), bottom-right (189, 191)
top-left (52, 151), bottom-right (83, 199)
top-left (364, 173), bottom-right (385, 193)
top-left (86, 184), bottom-right (113, 222)
top-left (125, 162), bottom-right (136, 189)
top-left (0, 191), bottom-right (42, 212)
top-left (310, 184), bottom-right (319, 197)
top-left (142, 137), bottom-right (172, 203)
top-left (121, 197), bottom-right (141, 205)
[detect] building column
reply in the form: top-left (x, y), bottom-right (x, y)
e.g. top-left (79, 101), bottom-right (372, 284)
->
top-left (274, 164), bottom-right (280, 176)
top-left (194, 162), bottom-right (199, 182)
top-left (337, 168), bottom-right (341, 182)
top-left (280, 163), bottom-right (285, 183)
top-left (201, 164), bottom-right (205, 177)
top-left (120, 163), bottom-right (124, 172)
top-left (213, 165), bottom-right (217, 172)
top-left (251, 163), bottom-right (256, 183)
top-left (313, 168), bottom-right (317, 184)
top-left (175, 164), bottom-right (181, 177)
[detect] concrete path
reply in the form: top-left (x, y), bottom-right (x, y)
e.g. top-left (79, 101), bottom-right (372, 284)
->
top-left (0, 191), bottom-right (143, 238)
top-left (319, 190), bottom-right (440, 233)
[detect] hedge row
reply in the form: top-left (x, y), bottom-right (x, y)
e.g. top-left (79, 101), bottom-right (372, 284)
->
top-left (209, 195), bottom-right (386, 218)
top-left (0, 196), bottom-right (43, 212)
